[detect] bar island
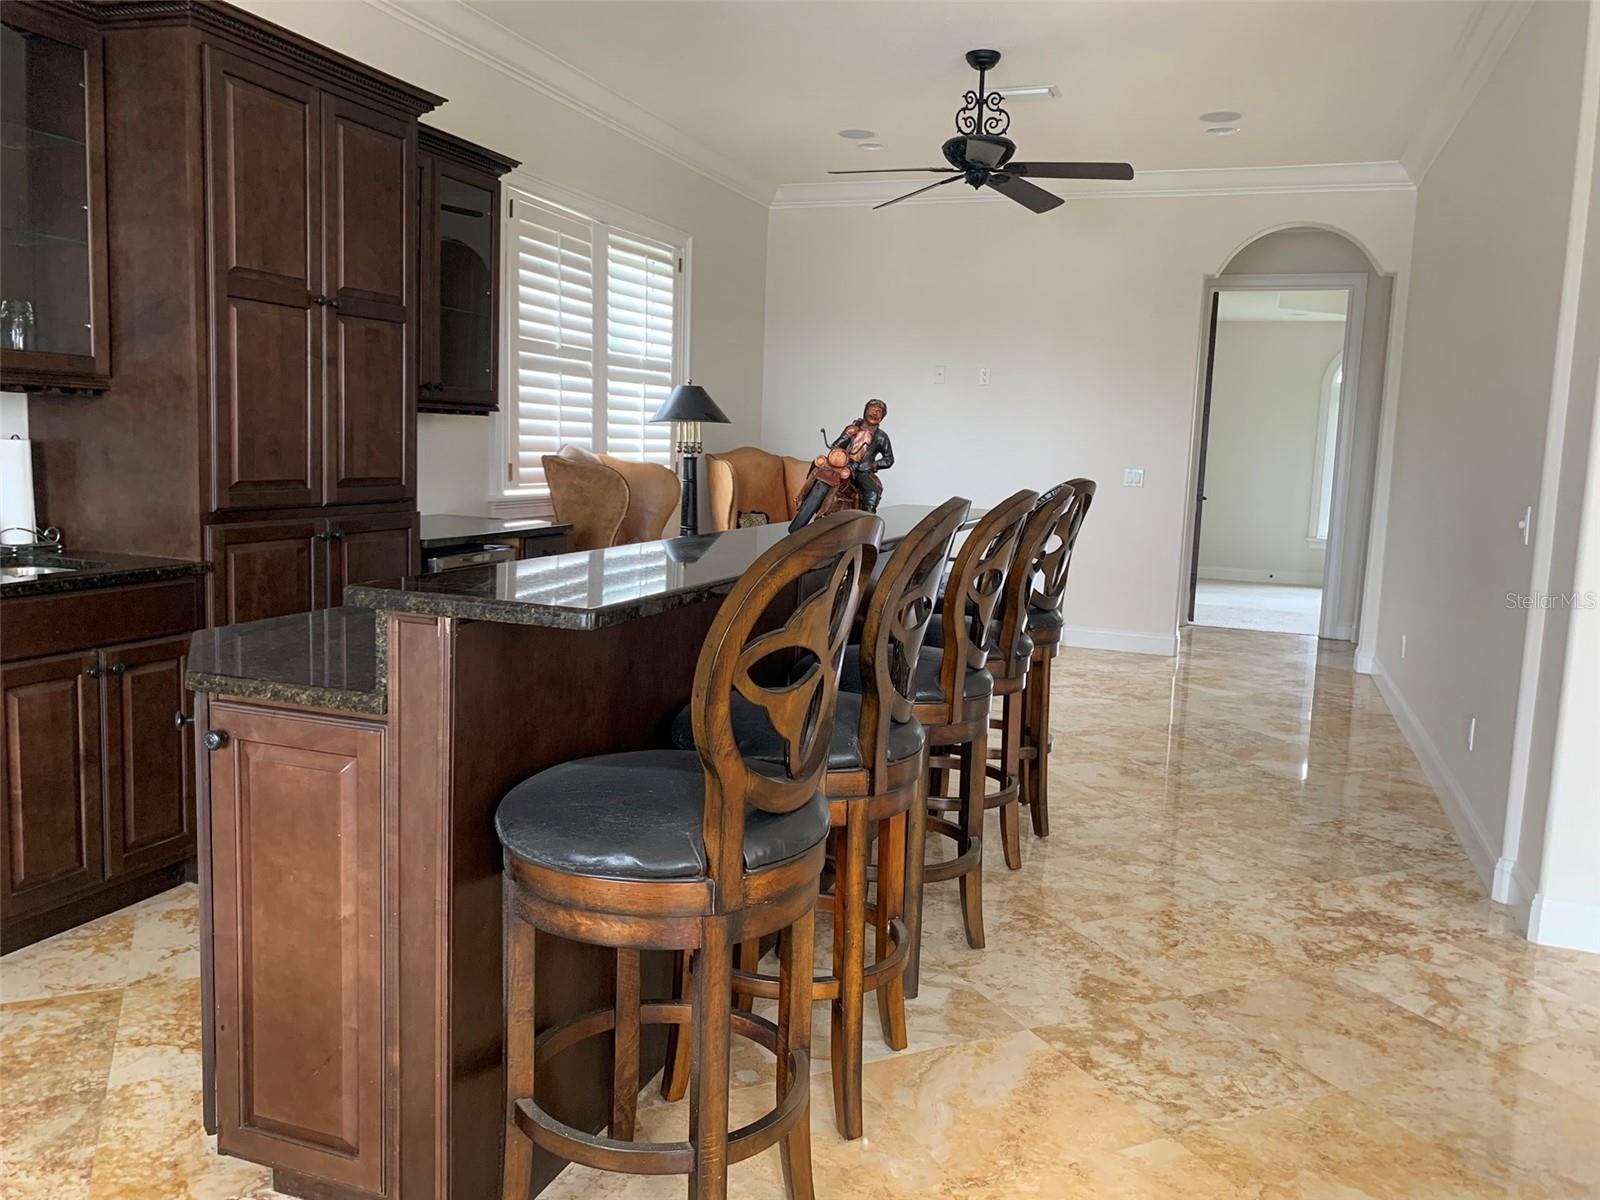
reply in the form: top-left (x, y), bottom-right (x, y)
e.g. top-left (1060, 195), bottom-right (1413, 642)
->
top-left (186, 506), bottom-right (966, 1200)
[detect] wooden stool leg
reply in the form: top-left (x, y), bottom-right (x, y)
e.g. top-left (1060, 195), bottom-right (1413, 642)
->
top-left (830, 801), bottom-right (868, 1139)
top-left (689, 918), bottom-right (733, 1200)
top-left (778, 905), bottom-right (817, 1200)
top-left (958, 734), bottom-right (987, 950)
top-left (873, 811), bottom-right (908, 1051)
top-left (732, 938), bottom-right (760, 1014)
top-left (999, 690), bottom-right (1024, 872)
top-left (612, 948), bottom-right (640, 1141)
top-left (904, 775), bottom-right (928, 999)
top-left (501, 896), bottom-right (537, 1200)
top-left (660, 951), bottom-right (691, 1102)
top-left (1030, 654), bottom-right (1053, 837)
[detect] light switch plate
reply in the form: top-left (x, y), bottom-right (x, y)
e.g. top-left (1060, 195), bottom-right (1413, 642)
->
top-left (1123, 468), bottom-right (1144, 487)
top-left (978, 366), bottom-right (991, 386)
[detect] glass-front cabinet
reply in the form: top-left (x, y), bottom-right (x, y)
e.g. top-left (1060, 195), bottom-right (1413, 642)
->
top-left (416, 125), bottom-right (517, 415)
top-left (0, 3), bottom-right (109, 391)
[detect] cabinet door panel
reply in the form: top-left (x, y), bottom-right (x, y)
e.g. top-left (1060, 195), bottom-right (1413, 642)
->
top-left (103, 637), bottom-right (193, 877)
top-left (324, 97), bottom-right (409, 315)
top-left (207, 521), bottom-right (323, 627)
top-left (207, 705), bottom-right (386, 1192)
top-left (329, 513), bottom-right (417, 599)
top-left (327, 315), bottom-right (411, 503)
top-left (205, 47), bottom-right (321, 512)
top-left (0, 652), bottom-right (104, 917)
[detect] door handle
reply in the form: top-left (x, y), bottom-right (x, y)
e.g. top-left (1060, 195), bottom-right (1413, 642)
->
top-left (203, 730), bottom-right (229, 751)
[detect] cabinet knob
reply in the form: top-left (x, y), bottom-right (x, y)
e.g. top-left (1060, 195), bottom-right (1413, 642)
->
top-left (316, 530), bottom-right (331, 542)
top-left (203, 730), bottom-right (229, 751)
top-left (174, 711), bottom-right (194, 730)
top-left (107, 663), bottom-right (125, 675)
top-left (312, 294), bottom-right (328, 306)
top-left (85, 665), bottom-right (103, 679)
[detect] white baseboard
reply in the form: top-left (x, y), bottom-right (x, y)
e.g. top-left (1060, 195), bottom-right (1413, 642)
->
top-left (1198, 566), bottom-right (1325, 587)
top-left (1492, 857), bottom-right (1537, 934)
top-left (1527, 895), bottom-right (1600, 953)
top-left (1328, 622), bottom-right (1357, 643)
top-left (1354, 645), bottom-right (1378, 674)
top-left (1062, 625), bottom-right (1178, 657)
top-left (1368, 657), bottom-right (1497, 890)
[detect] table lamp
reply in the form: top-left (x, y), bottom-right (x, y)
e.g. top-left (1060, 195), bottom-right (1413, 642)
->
top-left (649, 381), bottom-right (730, 535)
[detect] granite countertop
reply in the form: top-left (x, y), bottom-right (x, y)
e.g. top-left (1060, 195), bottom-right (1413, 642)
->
top-left (186, 607), bottom-right (385, 715)
top-left (0, 548), bottom-right (210, 599)
top-left (347, 504), bottom-right (976, 632)
top-left (419, 513), bottom-right (571, 549)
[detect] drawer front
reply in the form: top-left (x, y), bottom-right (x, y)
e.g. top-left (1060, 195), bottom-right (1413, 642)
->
top-left (1, 579), bottom-right (204, 662)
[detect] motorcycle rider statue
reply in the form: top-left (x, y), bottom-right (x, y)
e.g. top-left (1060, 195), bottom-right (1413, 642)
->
top-left (788, 399), bottom-right (894, 532)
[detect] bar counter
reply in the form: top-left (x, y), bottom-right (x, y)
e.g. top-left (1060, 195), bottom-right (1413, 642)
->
top-left (187, 506), bottom-right (963, 1200)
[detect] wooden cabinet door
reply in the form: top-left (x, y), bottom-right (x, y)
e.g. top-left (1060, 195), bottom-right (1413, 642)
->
top-left (207, 519), bottom-right (324, 626)
top-left (0, 651), bottom-right (104, 918)
top-left (328, 512), bottom-right (417, 599)
top-left (102, 637), bottom-right (193, 878)
top-left (206, 703), bottom-right (386, 1192)
top-left (322, 94), bottom-right (414, 506)
top-left (416, 151), bottom-right (501, 414)
top-left (204, 46), bottom-right (322, 512)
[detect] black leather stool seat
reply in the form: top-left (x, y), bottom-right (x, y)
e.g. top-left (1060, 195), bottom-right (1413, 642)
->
top-left (671, 692), bottom-right (925, 772)
top-left (1027, 605), bottom-right (1065, 635)
top-left (837, 644), bottom-right (992, 705)
top-left (923, 619), bottom-right (1034, 674)
top-left (495, 749), bottom-right (830, 882)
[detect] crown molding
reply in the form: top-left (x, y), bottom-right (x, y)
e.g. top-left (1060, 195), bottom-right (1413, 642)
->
top-left (770, 162), bottom-right (1415, 210)
top-left (1401, 0), bottom-right (1532, 184)
top-left (368, 0), bottom-right (775, 206)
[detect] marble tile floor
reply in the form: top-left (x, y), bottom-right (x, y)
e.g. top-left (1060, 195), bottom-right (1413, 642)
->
top-left (5, 627), bottom-right (1599, 1199)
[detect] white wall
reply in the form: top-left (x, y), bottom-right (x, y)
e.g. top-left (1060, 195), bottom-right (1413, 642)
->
top-left (1364, 0), bottom-right (1592, 896)
top-left (232, 1), bottom-right (770, 515)
top-left (0, 391), bottom-right (26, 439)
top-left (1199, 319), bottom-right (1344, 585)
top-left (762, 189), bottom-right (1413, 653)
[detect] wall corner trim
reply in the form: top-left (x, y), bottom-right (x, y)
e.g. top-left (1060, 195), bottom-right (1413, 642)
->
top-left (1527, 894), bottom-right (1600, 953)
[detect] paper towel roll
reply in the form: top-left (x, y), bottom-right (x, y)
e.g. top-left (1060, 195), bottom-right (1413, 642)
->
top-left (0, 437), bottom-right (38, 545)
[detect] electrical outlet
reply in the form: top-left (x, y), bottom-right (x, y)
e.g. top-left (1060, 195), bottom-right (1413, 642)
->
top-left (1467, 716), bottom-right (1477, 752)
top-left (1123, 468), bottom-right (1144, 487)
top-left (1401, 634), bottom-right (1407, 659)
top-left (933, 365), bottom-right (947, 384)
top-left (978, 366), bottom-right (992, 386)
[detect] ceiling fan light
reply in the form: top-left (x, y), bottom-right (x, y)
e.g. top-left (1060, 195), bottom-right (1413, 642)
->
top-left (858, 142), bottom-right (885, 151)
top-left (837, 128), bottom-right (877, 140)
top-left (1206, 126), bottom-right (1240, 137)
top-left (1199, 110), bottom-right (1242, 123)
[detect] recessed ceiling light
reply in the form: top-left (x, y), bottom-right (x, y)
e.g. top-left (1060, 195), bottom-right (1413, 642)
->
top-left (1199, 110), bottom-right (1242, 123)
top-left (1206, 125), bottom-right (1240, 137)
top-left (858, 142), bottom-right (885, 151)
top-left (837, 128), bottom-right (876, 140)
top-left (993, 84), bottom-right (1058, 102)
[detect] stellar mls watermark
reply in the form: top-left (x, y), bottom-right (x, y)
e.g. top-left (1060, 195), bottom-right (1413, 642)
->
top-left (1506, 590), bottom-right (1599, 610)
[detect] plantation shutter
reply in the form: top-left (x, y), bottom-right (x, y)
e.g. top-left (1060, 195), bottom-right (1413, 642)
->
top-left (604, 231), bottom-right (676, 465)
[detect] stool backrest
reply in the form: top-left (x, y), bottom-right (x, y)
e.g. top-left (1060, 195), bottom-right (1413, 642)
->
top-left (857, 497), bottom-right (971, 768)
top-left (935, 489), bottom-right (1038, 704)
top-left (1027, 478), bottom-right (1096, 619)
top-left (691, 509), bottom-right (881, 895)
top-left (993, 484), bottom-right (1080, 679)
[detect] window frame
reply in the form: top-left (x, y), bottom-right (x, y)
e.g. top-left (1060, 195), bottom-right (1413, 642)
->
top-left (489, 177), bottom-right (692, 512)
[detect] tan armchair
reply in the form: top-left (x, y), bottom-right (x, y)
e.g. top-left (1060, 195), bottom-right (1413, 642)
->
top-left (543, 445), bottom-right (679, 550)
top-left (705, 446), bottom-right (811, 532)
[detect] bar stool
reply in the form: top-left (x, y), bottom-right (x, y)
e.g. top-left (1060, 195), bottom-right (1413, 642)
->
top-left (496, 511), bottom-right (880, 1200)
top-left (665, 497), bottom-right (969, 1140)
top-left (1018, 480), bottom-right (1096, 839)
top-left (846, 489), bottom-right (1037, 981)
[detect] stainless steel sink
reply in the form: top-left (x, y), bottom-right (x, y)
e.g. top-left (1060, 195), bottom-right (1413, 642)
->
top-left (1, 564), bottom-right (76, 578)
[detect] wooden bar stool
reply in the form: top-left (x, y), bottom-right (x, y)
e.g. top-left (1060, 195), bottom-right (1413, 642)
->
top-left (496, 511), bottom-right (880, 1200)
top-left (1018, 480), bottom-right (1096, 839)
top-left (665, 498), bottom-right (969, 1140)
top-left (849, 490), bottom-right (1037, 986)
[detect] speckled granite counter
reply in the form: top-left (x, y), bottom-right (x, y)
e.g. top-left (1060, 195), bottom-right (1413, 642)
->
top-left (0, 548), bottom-right (209, 598)
top-left (348, 504), bottom-right (966, 631)
top-left (186, 606), bottom-right (384, 715)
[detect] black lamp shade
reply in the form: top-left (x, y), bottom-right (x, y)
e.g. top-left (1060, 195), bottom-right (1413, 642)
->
top-left (649, 382), bottom-right (730, 425)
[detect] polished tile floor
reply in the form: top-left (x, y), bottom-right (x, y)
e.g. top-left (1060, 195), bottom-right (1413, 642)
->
top-left (5, 628), bottom-right (1599, 1199)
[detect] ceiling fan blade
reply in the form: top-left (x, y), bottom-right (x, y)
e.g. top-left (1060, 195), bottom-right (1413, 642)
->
top-left (829, 167), bottom-right (959, 175)
top-left (874, 174), bottom-right (964, 210)
top-left (1008, 161), bottom-right (1135, 181)
top-left (986, 174), bottom-right (1064, 214)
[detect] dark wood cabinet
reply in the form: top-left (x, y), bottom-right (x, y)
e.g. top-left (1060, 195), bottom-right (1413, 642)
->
top-left (207, 702), bottom-right (387, 1192)
top-left (0, 2), bottom-right (111, 393)
top-left (103, 636), bottom-right (194, 877)
top-left (329, 510), bottom-right (418, 594)
top-left (416, 125), bottom-right (517, 415)
top-left (207, 519), bottom-right (324, 627)
top-left (0, 651), bottom-right (105, 918)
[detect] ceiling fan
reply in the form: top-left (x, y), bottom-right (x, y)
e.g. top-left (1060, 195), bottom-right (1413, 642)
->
top-left (830, 49), bottom-right (1134, 212)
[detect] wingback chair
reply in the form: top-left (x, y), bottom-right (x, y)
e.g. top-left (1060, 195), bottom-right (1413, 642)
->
top-left (706, 446), bottom-right (811, 531)
top-left (543, 445), bottom-right (680, 550)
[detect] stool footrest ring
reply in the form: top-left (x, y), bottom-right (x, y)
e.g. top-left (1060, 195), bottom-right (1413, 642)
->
top-left (731, 918), bottom-right (909, 1002)
top-left (922, 823), bottom-right (982, 882)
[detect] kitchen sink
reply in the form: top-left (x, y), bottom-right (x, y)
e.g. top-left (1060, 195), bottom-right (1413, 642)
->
top-left (1, 564), bottom-right (77, 578)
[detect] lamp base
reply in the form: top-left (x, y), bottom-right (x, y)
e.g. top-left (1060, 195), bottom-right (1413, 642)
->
top-left (679, 452), bottom-right (700, 536)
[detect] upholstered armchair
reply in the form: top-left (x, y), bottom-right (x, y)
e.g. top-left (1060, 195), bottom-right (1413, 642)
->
top-left (543, 445), bottom-right (680, 550)
top-left (705, 446), bottom-right (811, 531)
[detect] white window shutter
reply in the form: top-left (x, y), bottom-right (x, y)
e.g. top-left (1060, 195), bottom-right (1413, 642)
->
top-left (604, 231), bottom-right (677, 466)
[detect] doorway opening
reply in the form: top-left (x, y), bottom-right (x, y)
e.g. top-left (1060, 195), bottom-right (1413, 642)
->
top-left (1187, 279), bottom-right (1359, 637)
